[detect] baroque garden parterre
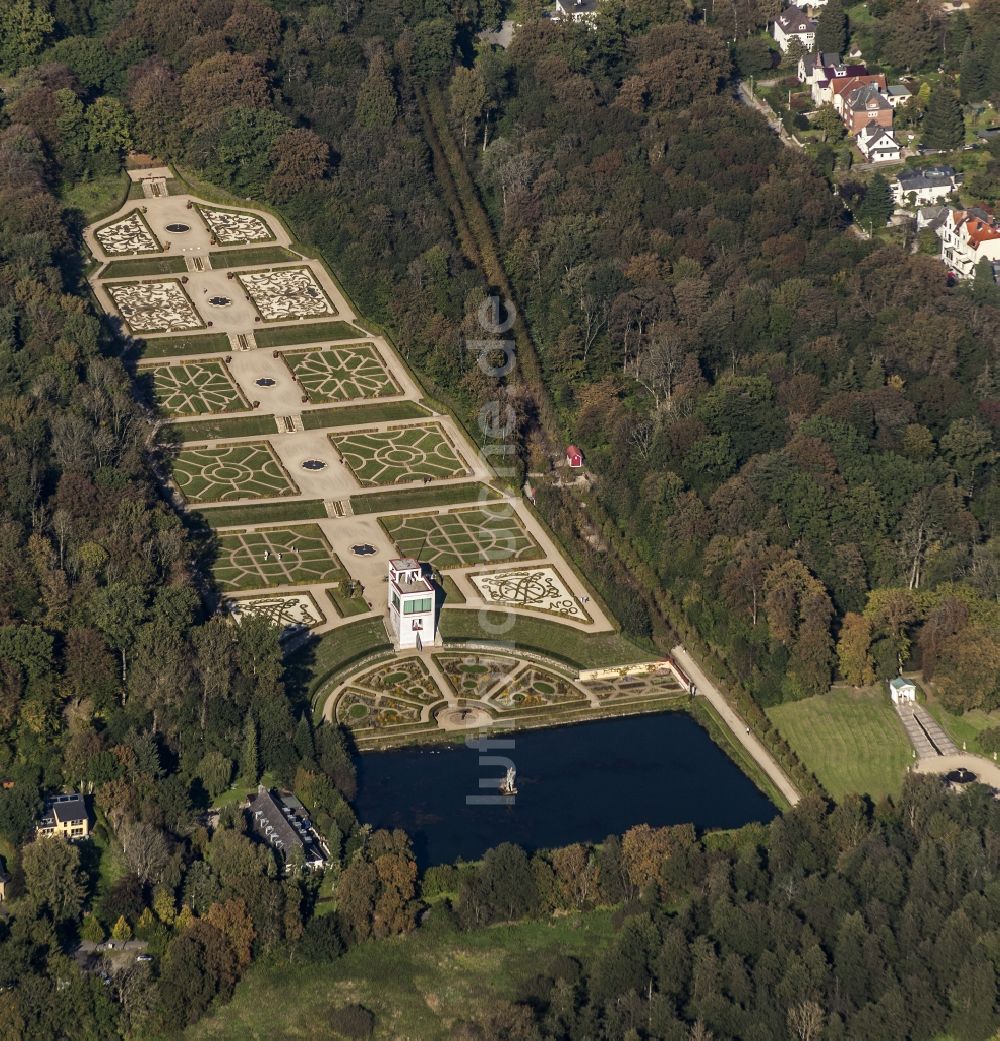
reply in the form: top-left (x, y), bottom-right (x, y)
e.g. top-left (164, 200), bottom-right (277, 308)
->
top-left (86, 181), bottom-right (681, 746)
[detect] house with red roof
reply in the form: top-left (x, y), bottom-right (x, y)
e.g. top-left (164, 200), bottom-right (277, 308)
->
top-left (939, 208), bottom-right (1000, 279)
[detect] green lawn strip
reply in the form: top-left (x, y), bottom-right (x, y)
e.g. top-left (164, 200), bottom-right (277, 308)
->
top-left (254, 320), bottom-right (363, 347)
top-left (183, 910), bottom-right (616, 1041)
top-left (441, 574), bottom-right (466, 605)
top-left (351, 482), bottom-right (494, 515)
top-left (192, 499), bottom-right (327, 528)
top-left (327, 586), bottom-right (372, 618)
top-left (132, 332), bottom-right (231, 359)
top-left (690, 699), bottom-right (788, 810)
top-left (767, 687), bottom-right (912, 801)
top-left (163, 415), bottom-right (278, 443)
top-left (439, 610), bottom-right (653, 669)
top-left (922, 698), bottom-right (1000, 756)
top-left (301, 400), bottom-right (430, 430)
top-left (208, 247), bottom-right (300, 269)
top-left (299, 619), bottom-right (394, 707)
top-left (102, 256), bottom-right (188, 278)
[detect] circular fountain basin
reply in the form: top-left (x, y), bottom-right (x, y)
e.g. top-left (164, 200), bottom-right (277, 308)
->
top-left (302, 459), bottom-right (327, 471)
top-left (165, 223), bottom-right (190, 233)
top-left (208, 296), bottom-right (231, 307)
top-left (255, 378), bottom-right (276, 388)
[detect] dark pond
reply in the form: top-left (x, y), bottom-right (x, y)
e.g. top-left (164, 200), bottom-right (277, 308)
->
top-left (354, 711), bottom-right (778, 868)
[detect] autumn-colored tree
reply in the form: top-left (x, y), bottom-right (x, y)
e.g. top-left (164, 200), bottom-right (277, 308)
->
top-left (621, 824), bottom-right (675, 895)
top-left (204, 898), bottom-right (255, 969)
top-left (268, 129), bottom-right (329, 201)
top-left (181, 53), bottom-right (271, 134)
top-left (837, 612), bottom-right (875, 687)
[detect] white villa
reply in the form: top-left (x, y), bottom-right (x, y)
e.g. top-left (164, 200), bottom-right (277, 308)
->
top-left (938, 207), bottom-right (1000, 279)
top-left (553, 0), bottom-right (600, 21)
top-left (893, 166), bottom-right (961, 207)
top-left (773, 5), bottom-right (817, 53)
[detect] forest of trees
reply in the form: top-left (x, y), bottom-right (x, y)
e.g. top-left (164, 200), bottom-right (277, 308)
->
top-left (0, 0), bottom-right (998, 1035)
top-left (444, 778), bottom-right (1000, 1041)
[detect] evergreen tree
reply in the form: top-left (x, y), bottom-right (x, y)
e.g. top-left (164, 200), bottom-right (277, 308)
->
top-left (960, 41), bottom-right (986, 103)
top-left (293, 714), bottom-right (315, 763)
top-left (923, 88), bottom-right (965, 151)
top-left (815, 0), bottom-right (847, 56)
top-left (857, 173), bottom-right (893, 231)
top-left (240, 715), bottom-right (259, 784)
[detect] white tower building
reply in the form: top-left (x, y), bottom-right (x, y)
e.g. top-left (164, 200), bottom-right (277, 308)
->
top-left (387, 558), bottom-right (437, 650)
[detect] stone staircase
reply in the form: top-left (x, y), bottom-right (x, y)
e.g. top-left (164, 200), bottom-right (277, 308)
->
top-left (324, 498), bottom-right (354, 518)
top-left (142, 177), bottom-right (167, 198)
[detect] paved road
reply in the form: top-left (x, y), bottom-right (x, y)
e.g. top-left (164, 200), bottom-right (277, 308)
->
top-left (734, 82), bottom-right (803, 151)
top-left (671, 645), bottom-right (801, 807)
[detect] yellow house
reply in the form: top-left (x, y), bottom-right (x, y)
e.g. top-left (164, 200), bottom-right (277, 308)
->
top-left (37, 793), bottom-right (90, 840)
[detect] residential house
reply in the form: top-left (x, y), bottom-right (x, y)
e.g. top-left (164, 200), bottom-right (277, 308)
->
top-left (939, 207), bottom-right (1000, 279)
top-left (566, 445), bottom-right (584, 468)
top-left (889, 676), bottom-right (917, 704)
top-left (840, 82), bottom-right (894, 134)
top-left (797, 50), bottom-right (842, 85)
top-left (893, 166), bottom-right (960, 207)
top-left (885, 83), bottom-right (913, 108)
top-left (36, 793), bottom-right (89, 840)
top-left (917, 205), bottom-right (950, 232)
top-left (855, 123), bottom-right (902, 163)
top-left (553, 0), bottom-right (600, 21)
top-left (816, 70), bottom-right (883, 108)
top-left (773, 6), bottom-right (817, 53)
top-left (0, 856), bottom-right (8, 901)
top-left (247, 786), bottom-right (328, 872)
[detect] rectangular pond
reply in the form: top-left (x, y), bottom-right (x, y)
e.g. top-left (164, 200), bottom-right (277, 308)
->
top-left (354, 711), bottom-right (778, 867)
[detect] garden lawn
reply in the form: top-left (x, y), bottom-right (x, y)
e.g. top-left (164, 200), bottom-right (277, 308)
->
top-left (212, 525), bottom-right (345, 591)
top-left (171, 442), bottom-right (297, 503)
top-left (327, 585), bottom-right (372, 618)
top-left (382, 506), bottom-right (540, 568)
top-left (208, 247), bottom-right (300, 269)
top-left (183, 910), bottom-right (616, 1041)
top-left (134, 332), bottom-right (230, 358)
top-left (253, 320), bottom-right (362, 347)
top-left (299, 619), bottom-right (393, 704)
top-left (284, 344), bottom-right (398, 403)
top-left (923, 699), bottom-right (1000, 756)
top-left (193, 499), bottom-right (327, 528)
top-left (301, 400), bottom-right (430, 429)
top-left (62, 173), bottom-right (129, 220)
top-left (102, 257), bottom-right (188, 278)
top-left (352, 482), bottom-right (495, 515)
top-left (767, 687), bottom-right (912, 800)
top-left (145, 359), bottom-right (247, 416)
top-left (439, 609), bottom-right (651, 669)
top-left (163, 415), bottom-right (279, 443)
